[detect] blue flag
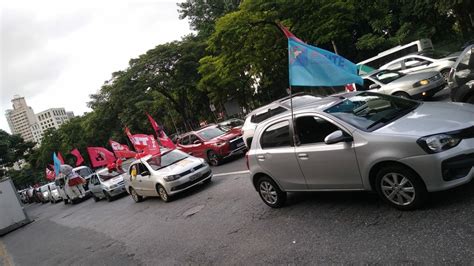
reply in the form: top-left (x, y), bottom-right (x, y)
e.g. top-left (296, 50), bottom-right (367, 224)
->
top-left (53, 152), bottom-right (61, 176)
top-left (287, 38), bottom-right (363, 87)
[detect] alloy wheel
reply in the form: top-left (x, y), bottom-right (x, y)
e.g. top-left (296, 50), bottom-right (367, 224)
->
top-left (259, 181), bottom-right (278, 205)
top-left (380, 173), bottom-right (416, 206)
top-left (131, 189), bottom-right (139, 202)
top-left (159, 187), bottom-right (168, 201)
top-left (208, 151), bottom-right (219, 166)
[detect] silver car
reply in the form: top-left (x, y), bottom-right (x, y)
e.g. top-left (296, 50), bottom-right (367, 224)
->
top-left (47, 182), bottom-right (62, 203)
top-left (380, 54), bottom-right (457, 81)
top-left (248, 92), bottom-right (474, 210)
top-left (89, 168), bottom-right (128, 202)
top-left (125, 149), bottom-right (212, 203)
top-left (362, 69), bottom-right (446, 99)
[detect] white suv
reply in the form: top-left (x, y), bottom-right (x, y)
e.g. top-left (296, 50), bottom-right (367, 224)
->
top-left (242, 94), bottom-right (320, 147)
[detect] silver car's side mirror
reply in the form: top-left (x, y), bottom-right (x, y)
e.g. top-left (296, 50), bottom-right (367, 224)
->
top-left (369, 84), bottom-right (380, 90)
top-left (324, 130), bottom-right (353, 145)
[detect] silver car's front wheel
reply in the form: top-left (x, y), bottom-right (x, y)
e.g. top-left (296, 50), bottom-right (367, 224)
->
top-left (256, 176), bottom-right (286, 208)
top-left (380, 173), bottom-right (415, 206)
top-left (157, 185), bottom-right (171, 203)
top-left (375, 165), bottom-right (427, 210)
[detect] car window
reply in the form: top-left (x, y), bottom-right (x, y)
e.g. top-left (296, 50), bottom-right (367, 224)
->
top-left (76, 167), bottom-right (93, 177)
top-left (324, 92), bottom-right (420, 131)
top-left (137, 163), bottom-right (149, 175)
top-left (179, 135), bottom-right (190, 145)
top-left (146, 150), bottom-right (189, 171)
top-left (196, 127), bottom-right (227, 141)
top-left (189, 134), bottom-right (199, 144)
top-left (457, 48), bottom-right (473, 71)
top-left (250, 107), bottom-right (286, 123)
top-left (385, 61), bottom-right (402, 71)
top-left (371, 70), bottom-right (405, 84)
top-left (98, 171), bottom-right (121, 181)
top-left (295, 116), bottom-right (340, 145)
top-left (261, 120), bottom-right (291, 149)
top-left (363, 78), bottom-right (375, 90)
top-left (404, 58), bottom-right (429, 69)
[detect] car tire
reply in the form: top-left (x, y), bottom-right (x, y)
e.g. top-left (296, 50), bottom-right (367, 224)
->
top-left (256, 176), bottom-right (287, 208)
top-left (92, 194), bottom-right (100, 202)
top-left (207, 150), bottom-right (221, 166)
top-left (157, 185), bottom-right (171, 203)
top-left (392, 91), bottom-right (411, 99)
top-left (129, 188), bottom-right (143, 203)
top-left (375, 165), bottom-right (427, 210)
top-left (104, 191), bottom-right (113, 202)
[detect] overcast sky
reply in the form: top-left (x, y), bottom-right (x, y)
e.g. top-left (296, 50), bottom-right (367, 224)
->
top-left (0, 0), bottom-right (192, 133)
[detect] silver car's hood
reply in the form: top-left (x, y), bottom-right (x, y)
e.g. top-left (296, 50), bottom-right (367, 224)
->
top-left (155, 156), bottom-right (203, 175)
top-left (103, 175), bottom-right (124, 187)
top-left (375, 102), bottom-right (474, 137)
top-left (391, 71), bottom-right (438, 84)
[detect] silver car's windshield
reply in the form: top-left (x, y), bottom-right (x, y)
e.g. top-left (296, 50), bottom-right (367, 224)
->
top-left (325, 92), bottom-right (420, 131)
top-left (147, 150), bottom-right (189, 171)
top-left (197, 127), bottom-right (227, 141)
top-left (371, 70), bottom-right (405, 84)
top-left (98, 171), bottom-right (121, 181)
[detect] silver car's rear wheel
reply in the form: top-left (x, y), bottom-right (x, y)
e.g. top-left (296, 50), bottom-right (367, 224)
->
top-left (375, 165), bottom-right (427, 210)
top-left (256, 176), bottom-right (286, 208)
top-left (381, 173), bottom-right (415, 206)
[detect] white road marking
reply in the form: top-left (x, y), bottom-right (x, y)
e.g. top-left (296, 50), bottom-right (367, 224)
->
top-left (213, 170), bottom-right (250, 177)
top-left (0, 240), bottom-right (14, 266)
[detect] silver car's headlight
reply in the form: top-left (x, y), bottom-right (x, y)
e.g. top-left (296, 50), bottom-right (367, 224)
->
top-left (109, 184), bottom-right (118, 190)
top-left (413, 79), bottom-right (430, 88)
top-left (164, 174), bottom-right (181, 182)
top-left (417, 134), bottom-right (461, 153)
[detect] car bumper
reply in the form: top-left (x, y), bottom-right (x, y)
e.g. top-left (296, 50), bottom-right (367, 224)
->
top-left (411, 82), bottom-right (446, 100)
top-left (399, 138), bottom-right (474, 192)
top-left (166, 167), bottom-right (212, 196)
top-left (106, 185), bottom-right (127, 197)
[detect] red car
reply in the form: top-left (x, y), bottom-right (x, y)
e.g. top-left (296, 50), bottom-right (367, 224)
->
top-left (176, 125), bottom-right (246, 166)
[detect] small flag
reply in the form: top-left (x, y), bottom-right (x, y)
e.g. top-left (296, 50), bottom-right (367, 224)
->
top-left (53, 153), bottom-right (61, 176)
top-left (57, 152), bottom-right (65, 164)
top-left (109, 140), bottom-right (136, 159)
top-left (87, 147), bottom-right (117, 168)
top-left (146, 113), bottom-right (176, 149)
top-left (70, 148), bottom-right (84, 166)
top-left (45, 166), bottom-right (56, 180)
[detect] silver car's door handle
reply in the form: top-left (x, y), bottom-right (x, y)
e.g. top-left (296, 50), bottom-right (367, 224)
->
top-left (257, 155), bottom-right (265, 161)
top-left (298, 153), bottom-right (308, 160)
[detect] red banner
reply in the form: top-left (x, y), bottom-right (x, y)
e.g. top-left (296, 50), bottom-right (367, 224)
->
top-left (57, 152), bottom-right (65, 164)
top-left (87, 147), bottom-right (116, 168)
top-left (45, 167), bottom-right (55, 181)
top-left (70, 148), bottom-right (84, 166)
top-left (146, 113), bottom-right (176, 149)
top-left (109, 140), bottom-right (136, 158)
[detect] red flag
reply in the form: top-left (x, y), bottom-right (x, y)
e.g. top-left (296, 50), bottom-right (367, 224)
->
top-left (146, 113), bottom-right (176, 149)
top-left (45, 167), bottom-right (55, 180)
top-left (277, 23), bottom-right (304, 43)
top-left (57, 152), bottom-right (65, 164)
top-left (109, 140), bottom-right (136, 158)
top-left (70, 148), bottom-right (84, 166)
top-left (87, 147), bottom-right (116, 168)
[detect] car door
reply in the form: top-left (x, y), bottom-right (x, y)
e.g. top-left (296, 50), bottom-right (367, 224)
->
top-left (254, 119), bottom-right (307, 190)
top-left (294, 114), bottom-right (363, 189)
top-left (89, 175), bottom-right (101, 196)
top-left (188, 134), bottom-right (206, 159)
top-left (177, 135), bottom-right (192, 154)
top-left (136, 162), bottom-right (155, 196)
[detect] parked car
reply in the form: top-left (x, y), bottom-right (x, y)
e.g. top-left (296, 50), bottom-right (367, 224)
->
top-left (73, 165), bottom-right (95, 193)
top-left (125, 149), bottom-right (212, 203)
top-left (55, 166), bottom-right (93, 204)
top-left (39, 185), bottom-right (50, 203)
top-left (47, 182), bottom-right (62, 203)
top-left (242, 94), bottom-right (321, 147)
top-left (26, 187), bottom-right (35, 203)
top-left (361, 69), bottom-right (445, 99)
top-left (89, 168), bottom-right (127, 202)
top-left (18, 189), bottom-right (28, 204)
top-left (448, 45), bottom-right (474, 104)
top-left (380, 54), bottom-right (457, 81)
top-left (247, 91), bottom-right (474, 210)
top-left (176, 124), bottom-right (246, 166)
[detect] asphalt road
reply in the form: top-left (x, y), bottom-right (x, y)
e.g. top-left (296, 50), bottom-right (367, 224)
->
top-left (1, 154), bottom-right (473, 265)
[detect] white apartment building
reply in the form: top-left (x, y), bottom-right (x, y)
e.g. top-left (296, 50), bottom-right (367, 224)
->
top-left (5, 96), bottom-right (72, 144)
top-left (4, 96), bottom-right (37, 142)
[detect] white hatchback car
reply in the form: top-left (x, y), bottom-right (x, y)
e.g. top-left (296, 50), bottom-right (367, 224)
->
top-left (125, 149), bottom-right (212, 202)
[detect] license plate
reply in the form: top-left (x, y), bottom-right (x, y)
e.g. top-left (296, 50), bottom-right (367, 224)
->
top-left (189, 173), bottom-right (199, 181)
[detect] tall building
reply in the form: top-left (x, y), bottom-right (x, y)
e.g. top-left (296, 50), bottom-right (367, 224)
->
top-left (66, 111), bottom-right (75, 120)
top-left (4, 95), bottom-right (73, 144)
top-left (4, 95), bottom-right (37, 142)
